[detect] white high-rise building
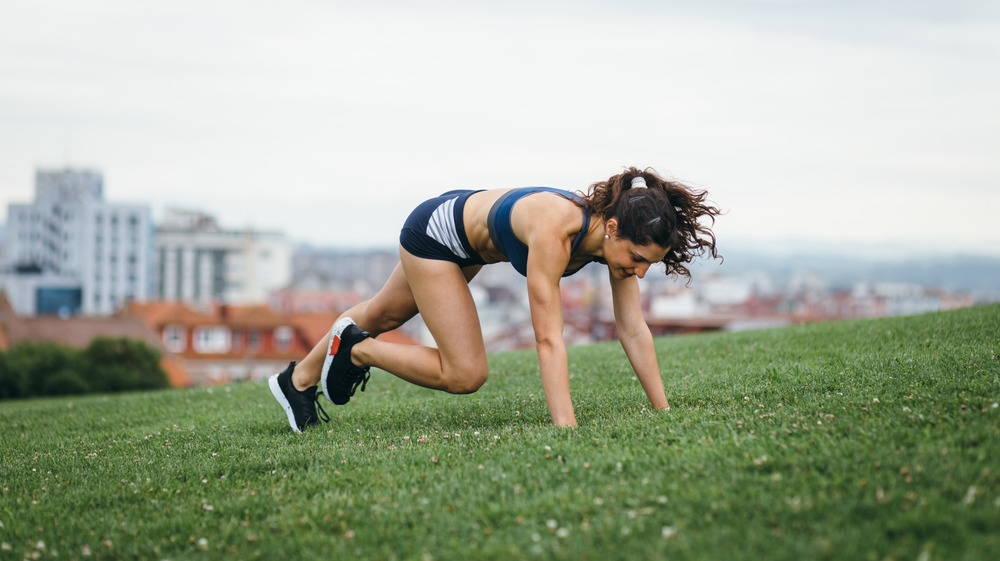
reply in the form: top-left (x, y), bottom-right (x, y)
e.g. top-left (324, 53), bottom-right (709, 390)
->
top-left (2, 168), bottom-right (152, 316)
top-left (153, 209), bottom-right (291, 306)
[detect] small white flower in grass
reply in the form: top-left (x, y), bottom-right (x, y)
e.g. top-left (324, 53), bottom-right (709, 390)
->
top-left (546, 519), bottom-right (558, 530)
top-left (35, 541), bottom-right (45, 550)
top-left (203, 504), bottom-right (214, 511)
top-left (620, 526), bottom-right (631, 536)
top-left (964, 486), bottom-right (978, 505)
top-left (531, 533), bottom-right (541, 543)
top-left (345, 530), bottom-right (356, 539)
top-left (196, 538), bottom-right (209, 551)
top-left (593, 497), bottom-right (604, 505)
top-left (556, 527), bottom-right (570, 538)
top-left (661, 526), bottom-right (678, 539)
top-left (0, 543), bottom-right (10, 552)
top-left (873, 398), bottom-right (880, 403)
top-left (81, 544), bottom-right (91, 556)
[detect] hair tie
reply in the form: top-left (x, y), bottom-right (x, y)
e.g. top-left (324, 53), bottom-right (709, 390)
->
top-left (631, 176), bottom-right (647, 189)
top-left (647, 216), bottom-right (662, 226)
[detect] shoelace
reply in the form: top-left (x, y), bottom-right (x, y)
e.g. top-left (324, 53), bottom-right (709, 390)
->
top-left (329, 364), bottom-right (370, 397)
top-left (311, 393), bottom-right (330, 424)
top-left (350, 368), bottom-right (371, 396)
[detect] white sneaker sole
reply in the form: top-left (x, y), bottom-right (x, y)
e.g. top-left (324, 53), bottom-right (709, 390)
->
top-left (269, 373), bottom-right (301, 434)
top-left (320, 316), bottom-right (356, 406)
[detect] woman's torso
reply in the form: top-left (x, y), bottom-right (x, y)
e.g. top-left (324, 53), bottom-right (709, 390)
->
top-left (462, 188), bottom-right (597, 275)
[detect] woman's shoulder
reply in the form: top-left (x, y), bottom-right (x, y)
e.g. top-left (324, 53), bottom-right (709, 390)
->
top-left (511, 190), bottom-right (585, 237)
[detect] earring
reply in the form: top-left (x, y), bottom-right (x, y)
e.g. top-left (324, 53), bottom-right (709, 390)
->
top-left (604, 234), bottom-right (610, 239)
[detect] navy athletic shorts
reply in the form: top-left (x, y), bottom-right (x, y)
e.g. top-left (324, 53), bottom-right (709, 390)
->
top-left (399, 190), bottom-right (487, 268)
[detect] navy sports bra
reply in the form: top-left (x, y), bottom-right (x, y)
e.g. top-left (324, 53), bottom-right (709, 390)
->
top-left (486, 187), bottom-right (592, 277)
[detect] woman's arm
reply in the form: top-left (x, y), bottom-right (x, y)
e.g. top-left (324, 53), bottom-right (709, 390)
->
top-left (610, 272), bottom-right (670, 411)
top-left (519, 198), bottom-right (580, 427)
top-left (525, 242), bottom-right (577, 427)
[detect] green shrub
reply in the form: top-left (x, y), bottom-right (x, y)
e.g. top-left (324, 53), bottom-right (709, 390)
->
top-left (0, 350), bottom-right (28, 399)
top-left (0, 337), bottom-right (167, 400)
top-left (42, 368), bottom-right (91, 395)
top-left (83, 337), bottom-right (168, 392)
top-left (0, 341), bottom-right (80, 398)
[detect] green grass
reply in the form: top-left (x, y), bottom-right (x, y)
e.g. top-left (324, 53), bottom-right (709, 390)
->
top-left (2, 305), bottom-right (998, 561)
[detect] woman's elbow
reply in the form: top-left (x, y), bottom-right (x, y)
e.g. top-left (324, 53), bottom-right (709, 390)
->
top-left (618, 325), bottom-right (653, 346)
top-left (533, 332), bottom-right (564, 352)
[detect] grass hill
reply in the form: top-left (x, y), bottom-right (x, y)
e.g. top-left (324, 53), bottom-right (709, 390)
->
top-left (2, 305), bottom-right (998, 560)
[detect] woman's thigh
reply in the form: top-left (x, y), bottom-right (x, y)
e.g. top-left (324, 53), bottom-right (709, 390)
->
top-left (398, 247), bottom-right (487, 373)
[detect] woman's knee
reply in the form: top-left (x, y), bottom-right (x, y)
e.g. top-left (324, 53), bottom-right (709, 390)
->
top-left (441, 359), bottom-right (489, 394)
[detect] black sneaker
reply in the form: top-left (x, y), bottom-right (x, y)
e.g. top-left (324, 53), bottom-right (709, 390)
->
top-left (320, 317), bottom-right (372, 406)
top-left (269, 361), bottom-right (329, 433)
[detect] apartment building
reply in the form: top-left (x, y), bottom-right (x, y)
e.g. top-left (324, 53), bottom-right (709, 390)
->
top-left (2, 168), bottom-right (152, 316)
top-left (153, 209), bottom-right (291, 306)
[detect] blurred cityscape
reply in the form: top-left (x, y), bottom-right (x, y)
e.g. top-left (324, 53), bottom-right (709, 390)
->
top-left (3, 168), bottom-right (998, 386)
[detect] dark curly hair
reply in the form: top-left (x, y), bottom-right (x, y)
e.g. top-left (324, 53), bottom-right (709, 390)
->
top-left (578, 166), bottom-right (721, 279)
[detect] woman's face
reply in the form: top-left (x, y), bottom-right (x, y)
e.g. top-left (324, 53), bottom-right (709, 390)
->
top-left (603, 220), bottom-right (669, 280)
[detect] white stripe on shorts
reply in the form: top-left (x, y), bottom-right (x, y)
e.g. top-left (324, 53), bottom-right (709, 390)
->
top-left (426, 196), bottom-right (470, 260)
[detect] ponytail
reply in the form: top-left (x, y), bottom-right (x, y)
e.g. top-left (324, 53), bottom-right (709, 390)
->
top-left (580, 167), bottom-right (721, 279)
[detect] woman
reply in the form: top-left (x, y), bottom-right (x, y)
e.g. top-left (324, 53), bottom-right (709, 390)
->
top-left (270, 167), bottom-right (720, 431)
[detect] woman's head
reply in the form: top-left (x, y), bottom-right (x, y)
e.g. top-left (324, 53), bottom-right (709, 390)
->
top-left (581, 167), bottom-right (721, 279)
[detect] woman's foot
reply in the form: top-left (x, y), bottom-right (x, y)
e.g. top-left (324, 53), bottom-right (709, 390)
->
top-left (320, 317), bottom-right (372, 405)
top-left (269, 361), bottom-right (329, 432)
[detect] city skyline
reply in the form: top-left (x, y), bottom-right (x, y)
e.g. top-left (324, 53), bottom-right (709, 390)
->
top-left (2, 1), bottom-right (999, 256)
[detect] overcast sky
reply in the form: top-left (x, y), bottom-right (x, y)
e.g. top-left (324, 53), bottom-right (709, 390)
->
top-left (2, 0), bottom-right (998, 257)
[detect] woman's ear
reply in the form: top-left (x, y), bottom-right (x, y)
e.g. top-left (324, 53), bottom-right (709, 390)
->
top-left (605, 218), bottom-right (619, 238)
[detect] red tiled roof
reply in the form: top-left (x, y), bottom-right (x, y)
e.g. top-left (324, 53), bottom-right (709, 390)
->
top-left (218, 304), bottom-right (289, 328)
top-left (124, 301), bottom-right (217, 328)
top-left (10, 316), bottom-right (166, 351)
top-left (125, 301), bottom-right (303, 330)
